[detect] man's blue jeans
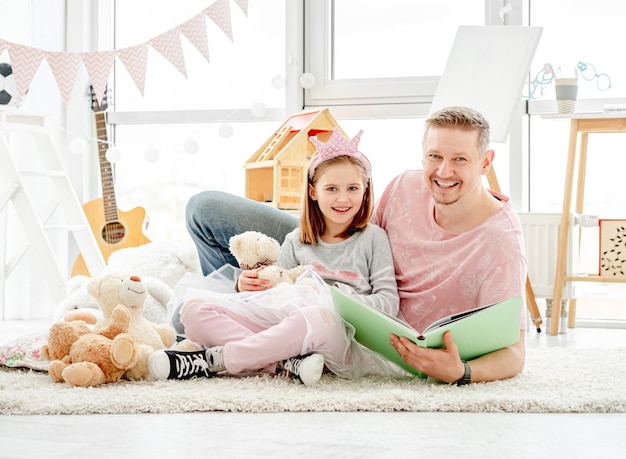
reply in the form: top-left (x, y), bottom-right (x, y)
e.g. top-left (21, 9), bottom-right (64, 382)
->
top-left (185, 191), bottom-right (299, 275)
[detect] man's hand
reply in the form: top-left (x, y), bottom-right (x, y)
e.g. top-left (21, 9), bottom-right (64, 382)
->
top-left (390, 330), bottom-right (465, 383)
top-left (390, 330), bottom-right (526, 383)
top-left (237, 268), bottom-right (271, 292)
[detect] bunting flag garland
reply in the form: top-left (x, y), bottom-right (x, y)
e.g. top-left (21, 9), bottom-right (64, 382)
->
top-left (150, 29), bottom-right (188, 79)
top-left (7, 44), bottom-right (45, 101)
top-left (117, 44), bottom-right (149, 97)
top-left (234, 0), bottom-right (248, 16)
top-left (81, 50), bottom-right (117, 106)
top-left (46, 52), bottom-right (82, 105)
top-left (0, 0), bottom-right (245, 105)
top-left (180, 14), bottom-right (211, 63)
top-left (205, 0), bottom-right (234, 41)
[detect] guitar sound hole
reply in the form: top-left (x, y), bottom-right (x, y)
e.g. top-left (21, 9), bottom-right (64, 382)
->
top-left (102, 222), bottom-right (126, 244)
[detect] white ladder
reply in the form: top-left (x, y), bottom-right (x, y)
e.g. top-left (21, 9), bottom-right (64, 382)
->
top-left (0, 109), bottom-right (105, 319)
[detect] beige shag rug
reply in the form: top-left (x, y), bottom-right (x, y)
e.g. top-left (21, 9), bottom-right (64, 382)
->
top-left (1, 347), bottom-right (625, 415)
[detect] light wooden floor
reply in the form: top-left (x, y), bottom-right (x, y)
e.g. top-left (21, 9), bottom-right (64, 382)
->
top-left (1, 319), bottom-right (625, 459)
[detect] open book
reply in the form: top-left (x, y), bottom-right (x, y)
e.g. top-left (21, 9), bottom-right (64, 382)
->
top-left (330, 287), bottom-right (523, 376)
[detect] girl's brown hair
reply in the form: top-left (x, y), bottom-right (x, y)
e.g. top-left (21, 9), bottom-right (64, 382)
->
top-left (299, 155), bottom-right (374, 245)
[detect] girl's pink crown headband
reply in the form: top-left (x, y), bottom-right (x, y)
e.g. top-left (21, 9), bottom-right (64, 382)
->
top-left (308, 128), bottom-right (372, 179)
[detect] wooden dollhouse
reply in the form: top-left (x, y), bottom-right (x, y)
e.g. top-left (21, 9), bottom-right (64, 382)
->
top-left (244, 108), bottom-right (345, 210)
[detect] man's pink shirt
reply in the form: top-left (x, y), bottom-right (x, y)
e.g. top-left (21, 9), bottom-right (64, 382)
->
top-left (373, 170), bottom-right (528, 332)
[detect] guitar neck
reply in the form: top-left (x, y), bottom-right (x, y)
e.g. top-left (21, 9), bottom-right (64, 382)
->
top-left (94, 111), bottom-right (119, 222)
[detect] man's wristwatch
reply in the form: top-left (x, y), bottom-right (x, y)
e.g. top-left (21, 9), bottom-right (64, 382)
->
top-left (454, 361), bottom-right (471, 386)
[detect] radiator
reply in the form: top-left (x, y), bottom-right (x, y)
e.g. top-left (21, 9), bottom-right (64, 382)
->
top-left (518, 213), bottom-right (576, 301)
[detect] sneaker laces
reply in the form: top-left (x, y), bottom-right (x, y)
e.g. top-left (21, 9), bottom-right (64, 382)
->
top-left (173, 353), bottom-right (211, 379)
top-left (281, 355), bottom-right (308, 377)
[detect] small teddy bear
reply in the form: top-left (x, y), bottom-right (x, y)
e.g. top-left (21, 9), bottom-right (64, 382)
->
top-left (41, 304), bottom-right (141, 387)
top-left (228, 231), bottom-right (305, 287)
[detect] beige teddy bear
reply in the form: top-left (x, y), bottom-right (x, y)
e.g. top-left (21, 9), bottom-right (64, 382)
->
top-left (87, 273), bottom-right (197, 381)
top-left (228, 231), bottom-right (305, 287)
top-left (41, 304), bottom-right (141, 387)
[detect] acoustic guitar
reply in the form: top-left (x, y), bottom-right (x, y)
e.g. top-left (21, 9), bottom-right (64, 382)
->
top-left (71, 89), bottom-right (151, 276)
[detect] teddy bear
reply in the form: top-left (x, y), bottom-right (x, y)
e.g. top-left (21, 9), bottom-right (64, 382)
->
top-left (53, 273), bottom-right (175, 325)
top-left (228, 231), bottom-right (306, 287)
top-left (52, 241), bottom-right (201, 324)
top-left (41, 304), bottom-right (141, 387)
top-left (86, 273), bottom-right (198, 381)
top-left (61, 307), bottom-right (103, 325)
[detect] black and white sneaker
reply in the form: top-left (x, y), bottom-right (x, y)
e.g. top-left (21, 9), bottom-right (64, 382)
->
top-left (278, 353), bottom-right (325, 387)
top-left (148, 347), bottom-right (225, 380)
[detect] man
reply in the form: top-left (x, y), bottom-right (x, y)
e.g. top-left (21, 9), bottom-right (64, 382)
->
top-left (376, 106), bottom-right (527, 384)
top-left (184, 106), bottom-right (527, 384)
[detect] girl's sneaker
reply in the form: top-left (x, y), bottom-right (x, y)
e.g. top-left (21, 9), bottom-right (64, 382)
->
top-left (277, 353), bottom-right (325, 387)
top-left (148, 347), bottom-right (225, 380)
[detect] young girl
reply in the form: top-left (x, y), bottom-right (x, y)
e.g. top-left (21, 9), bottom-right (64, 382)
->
top-left (149, 128), bottom-right (400, 386)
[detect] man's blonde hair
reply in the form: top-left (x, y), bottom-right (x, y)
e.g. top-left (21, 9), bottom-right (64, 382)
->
top-left (424, 106), bottom-right (491, 153)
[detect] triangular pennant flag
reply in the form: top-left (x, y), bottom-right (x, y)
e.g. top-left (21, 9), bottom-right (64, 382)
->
top-left (7, 44), bottom-right (45, 100)
top-left (46, 51), bottom-right (81, 105)
top-left (179, 13), bottom-right (210, 63)
top-left (150, 29), bottom-right (187, 78)
top-left (81, 50), bottom-right (116, 105)
top-left (117, 44), bottom-right (148, 96)
top-left (234, 0), bottom-right (249, 16)
top-left (205, 0), bottom-right (233, 41)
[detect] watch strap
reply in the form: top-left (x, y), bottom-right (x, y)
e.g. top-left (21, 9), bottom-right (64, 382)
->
top-left (454, 360), bottom-right (471, 386)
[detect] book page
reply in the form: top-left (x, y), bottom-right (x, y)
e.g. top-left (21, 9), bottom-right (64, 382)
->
top-left (422, 303), bottom-right (492, 334)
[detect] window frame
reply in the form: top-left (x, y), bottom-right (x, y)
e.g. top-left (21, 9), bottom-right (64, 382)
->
top-left (303, 0), bottom-right (436, 117)
top-left (302, 0), bottom-right (524, 118)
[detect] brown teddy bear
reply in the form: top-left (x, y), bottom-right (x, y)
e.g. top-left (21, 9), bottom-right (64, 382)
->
top-left (228, 231), bottom-right (305, 287)
top-left (41, 304), bottom-right (140, 387)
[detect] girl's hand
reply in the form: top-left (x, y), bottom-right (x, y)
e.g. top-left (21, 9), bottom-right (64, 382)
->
top-left (237, 268), bottom-right (272, 292)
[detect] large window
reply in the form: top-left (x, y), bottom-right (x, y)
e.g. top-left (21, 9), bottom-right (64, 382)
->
top-left (104, 0), bottom-right (626, 322)
top-left (304, 0), bottom-right (485, 112)
top-left (4, 0), bottom-right (625, 321)
top-left (111, 0), bottom-right (286, 243)
top-left (527, 0), bottom-right (626, 213)
top-left (107, 0), bottom-right (527, 241)
top-left (526, 0), bottom-right (626, 321)
top-left (525, 0), bottom-right (626, 272)
top-left (332, 1), bottom-right (482, 79)
top-left (113, 0), bottom-right (285, 113)
top-left (110, 0), bottom-right (492, 243)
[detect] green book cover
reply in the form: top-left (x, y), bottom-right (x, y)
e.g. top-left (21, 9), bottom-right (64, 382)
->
top-left (330, 287), bottom-right (522, 376)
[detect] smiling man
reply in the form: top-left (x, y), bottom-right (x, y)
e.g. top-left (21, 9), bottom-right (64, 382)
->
top-left (374, 106), bottom-right (528, 385)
